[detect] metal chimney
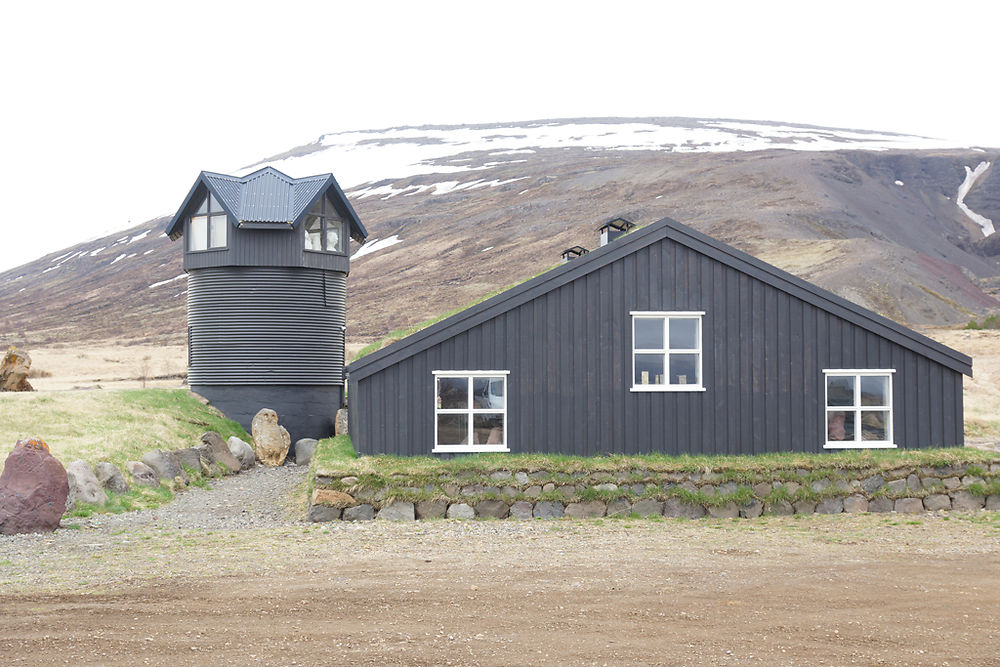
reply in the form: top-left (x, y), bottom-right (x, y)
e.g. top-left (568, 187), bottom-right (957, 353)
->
top-left (599, 217), bottom-right (636, 246)
top-left (561, 245), bottom-right (589, 263)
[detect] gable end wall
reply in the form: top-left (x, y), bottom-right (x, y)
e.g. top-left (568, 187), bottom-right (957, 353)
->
top-left (350, 234), bottom-right (964, 456)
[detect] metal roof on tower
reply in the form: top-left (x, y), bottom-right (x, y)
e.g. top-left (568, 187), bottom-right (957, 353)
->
top-left (166, 166), bottom-right (367, 242)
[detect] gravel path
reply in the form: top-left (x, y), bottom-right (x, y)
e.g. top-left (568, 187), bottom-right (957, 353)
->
top-left (84, 463), bottom-right (311, 531)
top-left (0, 463), bottom-right (309, 563)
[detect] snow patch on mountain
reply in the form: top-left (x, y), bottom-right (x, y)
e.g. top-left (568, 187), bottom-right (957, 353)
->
top-left (956, 161), bottom-right (994, 236)
top-left (351, 235), bottom-right (402, 260)
top-left (245, 120), bottom-right (966, 193)
top-left (149, 274), bottom-right (187, 289)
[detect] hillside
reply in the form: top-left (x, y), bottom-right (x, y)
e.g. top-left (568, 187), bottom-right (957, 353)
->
top-left (1, 118), bottom-right (999, 349)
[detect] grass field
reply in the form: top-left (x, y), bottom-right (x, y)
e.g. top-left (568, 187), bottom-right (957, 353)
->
top-left (0, 389), bottom-right (248, 475)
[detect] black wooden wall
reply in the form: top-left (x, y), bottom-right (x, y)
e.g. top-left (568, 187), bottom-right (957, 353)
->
top-left (349, 232), bottom-right (965, 456)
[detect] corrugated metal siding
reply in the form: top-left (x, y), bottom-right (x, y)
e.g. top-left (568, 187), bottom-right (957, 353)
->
top-left (350, 235), bottom-right (964, 456)
top-left (183, 226), bottom-right (349, 272)
top-left (188, 267), bottom-right (345, 385)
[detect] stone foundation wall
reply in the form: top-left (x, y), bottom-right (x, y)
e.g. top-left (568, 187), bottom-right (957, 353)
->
top-left (308, 461), bottom-right (1000, 522)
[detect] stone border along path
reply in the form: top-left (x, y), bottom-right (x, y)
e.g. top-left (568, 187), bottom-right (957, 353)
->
top-left (72, 464), bottom-right (310, 532)
top-left (310, 461), bottom-right (1000, 522)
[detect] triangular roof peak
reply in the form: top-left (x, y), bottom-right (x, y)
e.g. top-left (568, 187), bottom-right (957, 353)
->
top-left (350, 216), bottom-right (972, 380)
top-left (166, 166), bottom-right (367, 242)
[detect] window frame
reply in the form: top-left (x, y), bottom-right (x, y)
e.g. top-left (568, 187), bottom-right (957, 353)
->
top-left (432, 370), bottom-right (510, 454)
top-left (188, 193), bottom-right (228, 252)
top-left (629, 311), bottom-right (706, 392)
top-left (822, 369), bottom-right (896, 449)
top-left (303, 196), bottom-right (346, 255)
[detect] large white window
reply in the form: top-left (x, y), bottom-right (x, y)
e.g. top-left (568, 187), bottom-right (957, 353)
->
top-left (433, 371), bottom-right (509, 453)
top-left (630, 311), bottom-right (705, 391)
top-left (189, 194), bottom-right (227, 251)
top-left (824, 369), bottom-right (895, 449)
top-left (304, 196), bottom-right (345, 254)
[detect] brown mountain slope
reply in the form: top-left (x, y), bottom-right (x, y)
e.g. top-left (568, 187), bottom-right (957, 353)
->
top-left (1, 145), bottom-right (999, 350)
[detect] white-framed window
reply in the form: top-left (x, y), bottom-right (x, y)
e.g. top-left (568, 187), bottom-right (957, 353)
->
top-left (823, 369), bottom-right (896, 449)
top-left (630, 311), bottom-right (705, 392)
top-left (433, 371), bottom-right (509, 453)
top-left (304, 196), bottom-right (345, 254)
top-left (189, 193), bottom-right (227, 251)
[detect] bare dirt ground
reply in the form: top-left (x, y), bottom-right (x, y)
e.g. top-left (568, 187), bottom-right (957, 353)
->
top-left (2, 514), bottom-right (999, 666)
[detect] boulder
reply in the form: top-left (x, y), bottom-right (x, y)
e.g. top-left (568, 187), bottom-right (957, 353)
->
top-left (894, 498), bottom-right (924, 514)
top-left (532, 501), bottom-right (564, 519)
top-left (415, 499), bottom-right (448, 520)
top-left (0, 438), bottom-right (69, 534)
top-left (740, 500), bottom-right (764, 518)
top-left (311, 488), bottom-right (355, 507)
top-left (294, 439), bottom-right (318, 467)
top-left (764, 500), bottom-right (794, 516)
top-left (251, 409), bottom-right (291, 466)
top-left (815, 498), bottom-right (843, 514)
top-left (951, 490), bottom-right (985, 511)
top-left (342, 504), bottom-right (375, 521)
top-left (843, 495), bottom-right (869, 513)
top-left (335, 408), bottom-right (349, 435)
top-left (0, 346), bottom-right (34, 392)
top-left (307, 505), bottom-right (341, 522)
top-left (196, 432), bottom-right (242, 475)
top-left (95, 462), bottom-right (129, 494)
top-left (125, 461), bottom-right (160, 487)
top-left (172, 448), bottom-right (203, 475)
top-left (867, 497), bottom-right (894, 513)
top-left (509, 500), bottom-right (534, 520)
top-left (923, 494), bottom-right (951, 511)
top-left (66, 460), bottom-right (108, 508)
top-left (446, 503), bottom-right (476, 519)
top-left (140, 450), bottom-right (188, 484)
top-left (475, 500), bottom-right (510, 519)
top-left (663, 498), bottom-right (706, 519)
top-left (565, 501), bottom-right (606, 518)
top-left (377, 502), bottom-right (416, 521)
top-left (606, 498), bottom-right (632, 517)
top-left (632, 499), bottom-right (665, 517)
top-left (226, 436), bottom-right (256, 471)
top-left (707, 502), bottom-right (739, 519)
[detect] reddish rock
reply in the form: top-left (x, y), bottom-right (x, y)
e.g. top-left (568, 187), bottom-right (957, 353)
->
top-left (0, 438), bottom-right (69, 535)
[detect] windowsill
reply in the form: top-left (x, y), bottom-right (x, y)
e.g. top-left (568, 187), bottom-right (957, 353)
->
top-left (823, 442), bottom-right (897, 449)
top-left (304, 248), bottom-right (347, 256)
top-left (630, 385), bottom-right (706, 393)
top-left (188, 247), bottom-right (227, 253)
top-left (432, 445), bottom-right (510, 454)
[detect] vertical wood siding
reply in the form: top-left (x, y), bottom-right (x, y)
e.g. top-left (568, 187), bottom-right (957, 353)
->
top-left (350, 235), bottom-right (965, 456)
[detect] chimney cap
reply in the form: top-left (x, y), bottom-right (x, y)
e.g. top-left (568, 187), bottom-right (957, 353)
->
top-left (561, 245), bottom-right (589, 261)
top-left (598, 217), bottom-right (636, 234)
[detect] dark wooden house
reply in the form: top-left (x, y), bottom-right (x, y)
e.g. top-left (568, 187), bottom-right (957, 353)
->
top-left (347, 216), bottom-right (972, 456)
top-left (166, 167), bottom-right (368, 444)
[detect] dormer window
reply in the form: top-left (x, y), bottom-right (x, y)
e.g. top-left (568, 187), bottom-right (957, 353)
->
top-left (304, 197), bottom-right (345, 253)
top-left (189, 194), bottom-right (227, 251)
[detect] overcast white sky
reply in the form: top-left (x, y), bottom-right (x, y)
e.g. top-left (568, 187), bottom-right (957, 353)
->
top-left (1, 0), bottom-right (998, 272)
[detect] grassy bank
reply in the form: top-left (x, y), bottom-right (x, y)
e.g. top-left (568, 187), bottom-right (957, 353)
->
top-left (0, 389), bottom-right (248, 475)
top-left (312, 436), bottom-right (997, 479)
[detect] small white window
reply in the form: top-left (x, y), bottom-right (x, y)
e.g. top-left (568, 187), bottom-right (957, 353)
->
top-left (303, 196), bottom-right (345, 254)
top-left (188, 194), bottom-right (227, 251)
top-left (824, 369), bottom-right (895, 449)
top-left (433, 371), bottom-right (509, 453)
top-left (630, 311), bottom-right (705, 392)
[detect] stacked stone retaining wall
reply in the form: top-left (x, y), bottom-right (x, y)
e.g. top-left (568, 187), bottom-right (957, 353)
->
top-left (308, 461), bottom-right (1000, 522)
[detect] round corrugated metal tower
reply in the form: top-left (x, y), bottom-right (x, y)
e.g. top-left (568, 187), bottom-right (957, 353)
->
top-left (166, 167), bottom-right (368, 450)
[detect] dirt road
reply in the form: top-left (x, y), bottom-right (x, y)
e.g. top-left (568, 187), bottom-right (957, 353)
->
top-left (2, 515), bottom-right (998, 666)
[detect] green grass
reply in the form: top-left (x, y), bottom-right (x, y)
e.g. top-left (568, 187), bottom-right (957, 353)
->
top-left (0, 389), bottom-right (249, 474)
top-left (312, 441), bottom-right (997, 479)
top-left (352, 266), bottom-right (559, 362)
